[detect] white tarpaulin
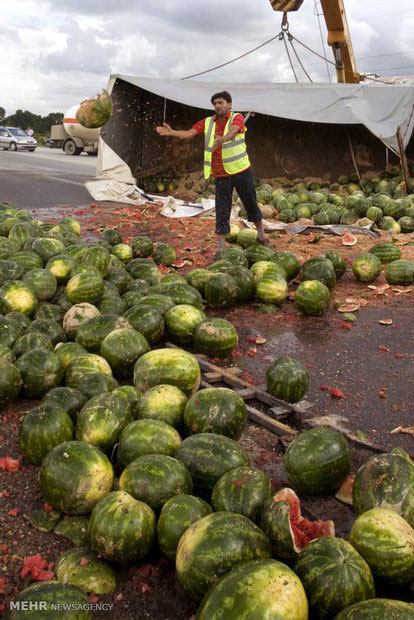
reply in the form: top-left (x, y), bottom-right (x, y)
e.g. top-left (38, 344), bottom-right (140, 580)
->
top-left (109, 74), bottom-right (414, 152)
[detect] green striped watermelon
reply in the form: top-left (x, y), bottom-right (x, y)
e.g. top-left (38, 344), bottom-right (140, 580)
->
top-left (0, 344), bottom-right (15, 363)
top-left (35, 302), bottom-right (65, 322)
top-left (0, 316), bottom-right (23, 347)
top-left (186, 269), bottom-right (214, 293)
top-left (183, 387), bottom-right (246, 440)
top-left (100, 327), bottom-right (150, 376)
top-left (131, 236), bottom-right (153, 257)
top-left (16, 349), bottom-right (63, 397)
top-left (322, 251), bottom-right (347, 278)
top-left (39, 440), bottom-right (114, 514)
top-left (82, 245), bottom-right (111, 277)
top-left (0, 280), bottom-right (38, 315)
top-left (19, 405), bottom-right (74, 465)
top-left (76, 372), bottom-right (119, 398)
top-left (98, 295), bottom-right (127, 315)
top-left (32, 237), bottom-right (65, 261)
top-left (76, 393), bottom-right (134, 451)
top-left (111, 243), bottom-right (133, 263)
top-left (123, 305), bottom-right (164, 344)
top-left (54, 342), bottom-right (88, 369)
top-left (0, 358), bottom-right (22, 408)
top-left (22, 268), bottom-right (57, 300)
top-left (117, 419), bottom-right (182, 468)
top-left (385, 259), bottom-right (414, 285)
top-left (63, 303), bottom-right (101, 339)
top-left (334, 599), bottom-right (414, 619)
top-left (175, 433), bottom-right (250, 492)
top-left (284, 427), bottom-right (351, 495)
top-left (9, 581), bottom-right (92, 620)
top-left (196, 559), bottom-right (308, 620)
top-left (256, 275), bottom-right (288, 304)
top-left (302, 258), bottom-right (337, 289)
top-left (66, 272), bottom-right (104, 304)
top-left (193, 318), bottom-right (238, 358)
top-left (27, 318), bottom-right (66, 346)
top-left (153, 243), bottom-right (176, 266)
top-left (353, 449), bottom-right (414, 527)
top-left (204, 273), bottom-right (238, 308)
top-left (135, 384), bottom-right (187, 428)
top-left (133, 348), bottom-right (201, 396)
top-left (133, 293), bottom-right (175, 315)
top-left (211, 466), bottom-right (272, 523)
top-left (352, 253), bottom-right (382, 283)
top-left (46, 255), bottom-right (76, 283)
top-left (42, 386), bottom-right (87, 421)
top-left (151, 282), bottom-right (203, 307)
top-left (266, 356), bottom-right (309, 403)
top-left (88, 490), bottom-right (155, 563)
top-left (237, 229), bottom-right (258, 248)
top-left (227, 265), bottom-right (255, 301)
top-left (165, 304), bottom-right (206, 345)
top-left (119, 454), bottom-right (193, 511)
top-left (369, 242), bottom-right (401, 264)
top-left (294, 537), bottom-right (375, 619)
top-left (294, 280), bottom-right (331, 316)
top-left (65, 354), bottom-right (113, 389)
top-left (350, 508), bottom-right (414, 585)
top-left (176, 511), bottom-right (271, 599)
top-left (157, 494), bottom-right (212, 561)
top-left (245, 244), bottom-right (275, 266)
top-left (13, 332), bottom-right (53, 357)
top-left (55, 547), bottom-right (116, 594)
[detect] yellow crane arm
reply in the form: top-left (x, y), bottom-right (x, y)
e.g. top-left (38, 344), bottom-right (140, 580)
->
top-left (319, 0), bottom-right (360, 83)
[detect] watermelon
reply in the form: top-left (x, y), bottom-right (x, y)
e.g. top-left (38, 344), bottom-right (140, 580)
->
top-left (10, 250), bottom-right (44, 273)
top-left (0, 280), bottom-right (38, 315)
top-left (165, 304), bottom-right (206, 345)
top-left (19, 404), bottom-right (74, 465)
top-left (352, 253), bottom-right (382, 283)
top-left (88, 490), bottom-right (155, 563)
top-left (227, 265), bottom-right (255, 301)
top-left (151, 282), bottom-right (203, 307)
top-left (153, 242), bottom-right (176, 266)
top-left (186, 268), bottom-right (214, 293)
top-left (75, 314), bottom-right (130, 353)
top-left (136, 384), bottom-right (187, 428)
top-left (193, 318), bottom-right (238, 358)
top-left (123, 306), bottom-right (164, 344)
top-left (5, 310), bottom-right (31, 332)
top-left (119, 454), bottom-right (193, 511)
top-left (369, 242), bottom-right (401, 264)
top-left (284, 427), bottom-right (351, 495)
top-left (0, 358), bottom-right (22, 408)
top-left (65, 354), bottom-right (112, 389)
top-left (237, 229), bottom-right (258, 248)
top-left (77, 89), bottom-right (113, 128)
top-left (294, 537), bottom-right (375, 619)
top-left (342, 233), bottom-right (358, 246)
top-left (398, 216), bottom-right (414, 233)
top-left (76, 372), bottom-right (119, 398)
top-left (76, 392), bottom-right (134, 451)
top-left (9, 222), bottom-right (34, 248)
top-left (60, 217), bottom-right (81, 236)
top-left (104, 265), bottom-right (133, 293)
top-left (261, 487), bottom-right (334, 559)
top-left (133, 293), bottom-right (175, 315)
top-left (176, 511), bottom-right (271, 599)
top-left (245, 244), bottom-right (275, 266)
top-left (211, 466), bottom-right (272, 523)
top-left (131, 236), bottom-right (153, 257)
top-left (134, 348), bottom-right (201, 396)
top-left (32, 237), bottom-right (65, 261)
top-left (0, 343), bottom-right (15, 363)
top-left (46, 255), bottom-right (76, 283)
top-left (0, 259), bottom-right (24, 284)
top-left (54, 342), bottom-right (88, 369)
top-left (22, 268), bottom-right (57, 300)
top-left (157, 494), bottom-right (212, 561)
top-left (55, 547), bottom-right (116, 594)
top-left (383, 199), bottom-right (405, 219)
top-left (39, 440), bottom-right (114, 514)
top-left (42, 386), bottom-right (87, 421)
top-left (128, 262), bottom-right (161, 286)
top-left (302, 258), bottom-right (337, 289)
top-left (16, 349), bottom-right (63, 397)
top-left (204, 272), bottom-right (238, 308)
top-left (9, 581), bottom-right (92, 619)
top-left (294, 280), bottom-right (331, 315)
top-left (0, 316), bottom-right (23, 347)
top-left (112, 385), bottom-right (141, 416)
top-left (100, 327), bottom-right (150, 376)
top-left (101, 228), bottom-right (122, 245)
top-left (34, 302), bottom-right (64, 322)
top-left (98, 295), bottom-right (127, 315)
top-left (256, 275), bottom-right (288, 304)
top-left (349, 508), bottom-right (414, 585)
top-left (183, 387), bottom-right (246, 440)
top-left (111, 243), bottom-right (133, 263)
top-left (225, 224), bottom-right (240, 242)
top-left (175, 433), bottom-right (250, 492)
top-left (63, 303), bottom-right (101, 339)
top-left (386, 259), bottom-right (414, 286)
top-left (27, 318), bottom-right (66, 346)
top-left (117, 419), bottom-right (182, 468)
top-left (120, 290), bottom-right (145, 309)
top-left (220, 246), bottom-right (248, 267)
top-left (196, 559), bottom-right (308, 620)
top-left (322, 251), bottom-right (347, 278)
top-left (66, 272), bottom-right (104, 305)
top-left (352, 449), bottom-right (414, 527)
top-left (81, 245), bottom-right (111, 277)
top-left (266, 356), bottom-right (309, 403)
top-left (250, 260), bottom-right (286, 284)
top-left (160, 273), bottom-right (187, 285)
top-left (334, 599), bottom-right (414, 619)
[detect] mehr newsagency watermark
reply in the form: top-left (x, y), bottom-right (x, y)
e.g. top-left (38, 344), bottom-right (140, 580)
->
top-left (9, 601), bottom-right (114, 612)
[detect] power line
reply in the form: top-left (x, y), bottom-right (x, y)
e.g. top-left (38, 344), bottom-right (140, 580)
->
top-left (314, 0), bottom-right (331, 82)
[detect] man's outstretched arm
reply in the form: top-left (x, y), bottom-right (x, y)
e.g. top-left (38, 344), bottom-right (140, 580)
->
top-left (156, 123), bottom-right (198, 141)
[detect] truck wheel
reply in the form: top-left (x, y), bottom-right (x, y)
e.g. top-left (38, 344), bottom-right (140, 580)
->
top-left (64, 139), bottom-right (82, 156)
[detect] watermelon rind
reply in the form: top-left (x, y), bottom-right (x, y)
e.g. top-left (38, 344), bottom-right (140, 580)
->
top-left (211, 466), bottom-right (272, 523)
top-left (133, 348), bottom-right (201, 397)
top-left (9, 581), bottom-right (92, 619)
top-left (55, 547), bottom-right (116, 594)
top-left (334, 599), bottom-right (414, 619)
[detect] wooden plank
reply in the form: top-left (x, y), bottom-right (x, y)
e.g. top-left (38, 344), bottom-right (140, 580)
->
top-left (226, 367), bottom-right (243, 376)
top-left (203, 372), bottom-right (222, 383)
top-left (245, 404), bottom-right (298, 437)
top-left (234, 388), bottom-right (256, 399)
top-left (268, 406), bottom-right (290, 420)
top-left (397, 126), bottom-right (412, 193)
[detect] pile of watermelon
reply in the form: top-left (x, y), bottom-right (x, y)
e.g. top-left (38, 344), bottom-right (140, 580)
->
top-left (1, 201), bottom-right (414, 618)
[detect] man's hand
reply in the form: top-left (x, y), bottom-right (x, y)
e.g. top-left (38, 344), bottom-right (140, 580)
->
top-left (156, 123), bottom-right (172, 137)
top-left (212, 136), bottom-right (224, 151)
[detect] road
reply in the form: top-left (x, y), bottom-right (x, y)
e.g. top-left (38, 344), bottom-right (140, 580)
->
top-left (0, 146), bottom-right (97, 209)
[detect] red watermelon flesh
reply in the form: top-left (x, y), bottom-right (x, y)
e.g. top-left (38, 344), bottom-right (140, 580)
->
top-left (277, 488), bottom-right (335, 551)
top-left (335, 475), bottom-right (355, 505)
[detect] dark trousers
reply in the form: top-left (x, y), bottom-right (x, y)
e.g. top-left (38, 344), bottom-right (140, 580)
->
top-left (214, 167), bottom-right (262, 235)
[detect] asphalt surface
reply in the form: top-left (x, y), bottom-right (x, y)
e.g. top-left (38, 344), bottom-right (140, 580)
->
top-left (0, 146), bottom-right (95, 208)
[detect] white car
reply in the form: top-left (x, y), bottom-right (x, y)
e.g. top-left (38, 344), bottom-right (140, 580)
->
top-left (0, 127), bottom-right (37, 151)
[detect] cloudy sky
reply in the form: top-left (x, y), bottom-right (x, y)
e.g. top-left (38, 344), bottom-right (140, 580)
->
top-left (2, 0), bottom-right (414, 116)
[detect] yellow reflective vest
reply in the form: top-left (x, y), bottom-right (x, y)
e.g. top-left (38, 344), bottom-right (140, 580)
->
top-left (203, 112), bottom-right (250, 179)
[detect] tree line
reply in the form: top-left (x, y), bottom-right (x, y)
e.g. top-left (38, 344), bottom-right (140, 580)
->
top-left (0, 107), bottom-right (63, 134)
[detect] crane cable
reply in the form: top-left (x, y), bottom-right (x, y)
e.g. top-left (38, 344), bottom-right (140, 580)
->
top-left (288, 34), bottom-right (313, 82)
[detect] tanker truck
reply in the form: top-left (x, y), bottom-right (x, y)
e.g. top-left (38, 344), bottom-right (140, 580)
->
top-left (50, 104), bottom-right (99, 155)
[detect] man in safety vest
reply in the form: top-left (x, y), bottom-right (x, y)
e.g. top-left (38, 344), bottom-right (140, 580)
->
top-left (156, 91), bottom-right (271, 258)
